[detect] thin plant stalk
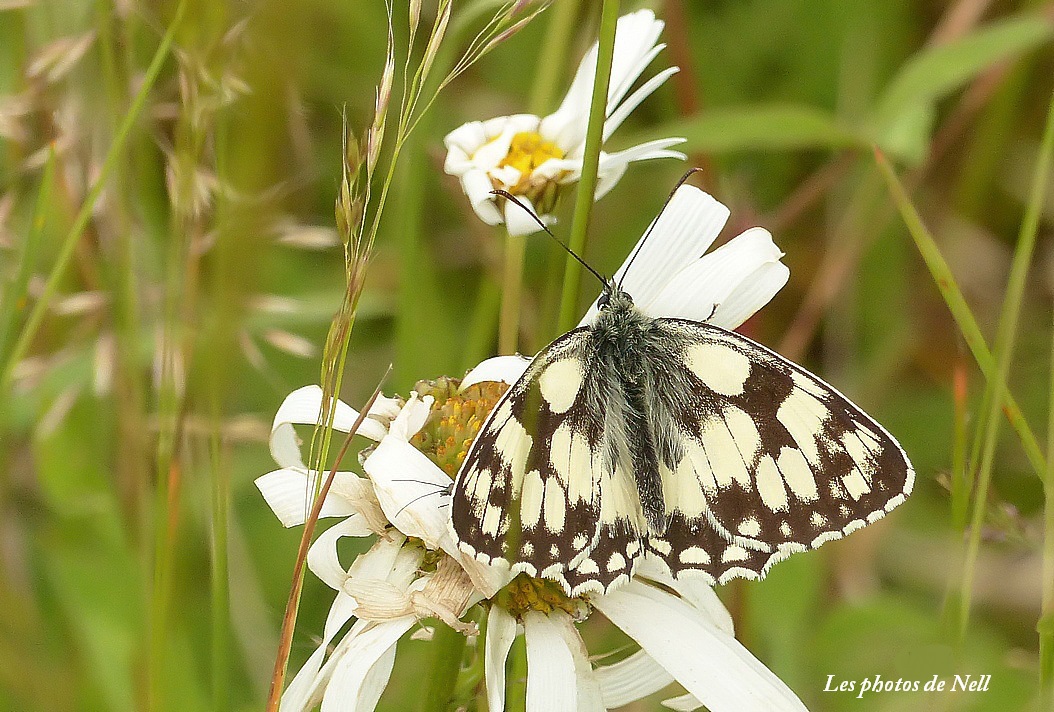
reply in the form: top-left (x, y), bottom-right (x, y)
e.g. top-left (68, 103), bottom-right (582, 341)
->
top-left (0, 0), bottom-right (187, 392)
top-left (958, 89), bottom-right (1054, 639)
top-left (265, 373), bottom-right (391, 712)
top-left (556, 0), bottom-right (620, 333)
top-left (499, 228), bottom-right (526, 354)
top-left (874, 149), bottom-right (1047, 479)
top-left (1042, 307), bottom-right (1054, 698)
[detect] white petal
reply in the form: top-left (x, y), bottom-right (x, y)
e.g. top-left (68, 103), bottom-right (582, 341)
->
top-left (443, 120), bottom-right (489, 156)
top-left (637, 557), bottom-right (735, 636)
top-left (596, 649), bottom-right (675, 708)
top-left (387, 393), bottom-right (433, 442)
top-left (270, 385), bottom-right (391, 468)
top-left (708, 260), bottom-right (790, 331)
top-left (553, 614), bottom-right (605, 712)
top-left (281, 613), bottom-right (368, 711)
top-left (638, 227), bottom-right (787, 326)
top-left (460, 169), bottom-right (504, 225)
top-left (603, 66), bottom-right (679, 141)
top-left (306, 516), bottom-right (373, 589)
top-left (320, 618), bottom-right (415, 712)
top-left (348, 533), bottom-right (407, 582)
top-left (580, 186), bottom-right (730, 325)
top-left (523, 611), bottom-right (578, 712)
top-left (462, 355), bottom-right (531, 388)
top-left (594, 581), bottom-right (808, 712)
top-left (663, 692), bottom-right (705, 711)
top-left (362, 436), bottom-right (454, 554)
top-left (504, 195), bottom-right (551, 236)
top-left (486, 605), bottom-right (518, 712)
top-left (542, 10), bottom-right (665, 151)
top-left (255, 468), bottom-right (367, 527)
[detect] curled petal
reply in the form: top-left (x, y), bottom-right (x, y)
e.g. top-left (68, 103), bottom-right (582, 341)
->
top-left (319, 619), bottom-right (415, 712)
top-left (462, 355), bottom-right (531, 388)
top-left (640, 227), bottom-right (788, 328)
top-left (595, 649), bottom-right (675, 708)
top-left (486, 606), bottom-right (518, 712)
top-left (307, 516), bottom-right (375, 590)
top-left (255, 468), bottom-right (373, 528)
top-left (594, 581), bottom-right (808, 712)
top-left (270, 385), bottom-right (393, 468)
top-left (388, 392), bottom-right (433, 441)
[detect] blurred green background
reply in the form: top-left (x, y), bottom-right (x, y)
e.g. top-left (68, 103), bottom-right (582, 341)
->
top-left (1, 0), bottom-right (1053, 710)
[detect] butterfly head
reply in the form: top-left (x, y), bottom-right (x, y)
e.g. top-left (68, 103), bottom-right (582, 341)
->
top-left (597, 281), bottom-right (633, 311)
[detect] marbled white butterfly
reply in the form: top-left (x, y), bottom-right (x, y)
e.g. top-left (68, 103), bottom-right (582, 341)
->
top-left (450, 183), bottom-right (914, 597)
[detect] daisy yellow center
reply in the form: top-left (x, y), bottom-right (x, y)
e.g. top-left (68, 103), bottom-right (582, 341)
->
top-left (494, 573), bottom-right (590, 620)
top-left (497, 131), bottom-right (565, 180)
top-left (410, 377), bottom-right (509, 478)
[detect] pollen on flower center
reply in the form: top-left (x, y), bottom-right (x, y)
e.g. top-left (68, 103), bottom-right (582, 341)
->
top-left (410, 377), bottom-right (509, 478)
top-left (494, 573), bottom-right (590, 620)
top-left (497, 131), bottom-right (564, 179)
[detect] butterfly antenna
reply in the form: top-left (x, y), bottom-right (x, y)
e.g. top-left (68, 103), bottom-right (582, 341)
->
top-left (617, 167), bottom-right (707, 289)
top-left (391, 486), bottom-right (450, 521)
top-left (491, 190), bottom-right (608, 288)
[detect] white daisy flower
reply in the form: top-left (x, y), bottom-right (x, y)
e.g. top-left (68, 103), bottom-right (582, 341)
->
top-left (256, 186), bottom-right (800, 711)
top-left (443, 9), bottom-right (686, 236)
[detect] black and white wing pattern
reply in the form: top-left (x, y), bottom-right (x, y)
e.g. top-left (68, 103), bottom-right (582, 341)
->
top-left (639, 320), bottom-right (914, 586)
top-left (450, 327), bottom-right (641, 589)
top-left (450, 306), bottom-right (914, 597)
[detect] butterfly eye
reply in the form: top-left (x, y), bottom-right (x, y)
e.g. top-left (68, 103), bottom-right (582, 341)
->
top-left (598, 292), bottom-right (610, 308)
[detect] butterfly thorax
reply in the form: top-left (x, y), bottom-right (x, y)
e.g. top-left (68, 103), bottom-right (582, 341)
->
top-left (589, 284), bottom-right (670, 534)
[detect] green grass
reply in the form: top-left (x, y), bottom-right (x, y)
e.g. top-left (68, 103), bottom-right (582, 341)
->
top-left (1, 1), bottom-right (1053, 711)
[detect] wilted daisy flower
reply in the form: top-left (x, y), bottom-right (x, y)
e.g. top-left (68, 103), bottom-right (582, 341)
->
top-left (257, 186), bottom-right (803, 711)
top-left (443, 9), bottom-right (686, 236)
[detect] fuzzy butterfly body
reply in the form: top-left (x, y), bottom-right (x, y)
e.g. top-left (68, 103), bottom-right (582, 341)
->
top-left (450, 279), bottom-right (914, 598)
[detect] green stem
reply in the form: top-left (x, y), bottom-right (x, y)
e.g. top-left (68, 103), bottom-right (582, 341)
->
top-left (1042, 306), bottom-right (1054, 698)
top-left (556, 0), bottom-right (620, 333)
top-left (874, 149), bottom-right (1047, 480)
top-left (958, 89), bottom-right (1054, 640)
top-left (0, 0), bottom-right (187, 392)
top-left (498, 229), bottom-right (525, 354)
top-left (422, 623), bottom-right (468, 712)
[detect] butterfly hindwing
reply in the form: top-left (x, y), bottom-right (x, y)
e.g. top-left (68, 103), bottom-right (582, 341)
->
top-left (644, 319), bottom-right (914, 583)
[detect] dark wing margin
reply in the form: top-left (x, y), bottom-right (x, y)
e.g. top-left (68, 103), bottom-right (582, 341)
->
top-left (644, 319), bottom-right (914, 585)
top-left (451, 327), bottom-right (625, 594)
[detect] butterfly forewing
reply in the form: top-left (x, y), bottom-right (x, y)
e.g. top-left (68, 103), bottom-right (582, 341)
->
top-left (451, 328), bottom-right (622, 584)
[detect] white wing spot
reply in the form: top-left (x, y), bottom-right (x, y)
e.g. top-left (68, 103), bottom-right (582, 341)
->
top-left (650, 539), bottom-right (672, 556)
top-left (576, 557), bottom-right (599, 575)
top-left (756, 455), bottom-right (789, 511)
top-left (776, 392), bottom-right (828, 466)
top-left (737, 517), bottom-right (762, 537)
top-left (607, 552), bottom-right (627, 571)
top-left (810, 511), bottom-right (827, 528)
top-left (841, 469), bottom-right (870, 500)
top-left (572, 534), bottom-right (588, 550)
top-left (777, 447), bottom-right (819, 501)
top-left (538, 358), bottom-right (584, 414)
top-left (495, 417), bottom-right (532, 474)
top-left (481, 504), bottom-right (503, 536)
top-left (723, 407), bottom-right (762, 463)
top-left (779, 521), bottom-right (793, 538)
top-left (679, 546), bottom-right (711, 564)
top-left (721, 545), bottom-right (749, 563)
top-left (471, 467), bottom-right (492, 508)
top-left (701, 417), bottom-right (750, 489)
top-left (520, 469), bottom-right (544, 528)
top-left (543, 480), bottom-right (566, 532)
top-left (487, 400), bottom-right (513, 434)
top-left (687, 342), bottom-right (751, 396)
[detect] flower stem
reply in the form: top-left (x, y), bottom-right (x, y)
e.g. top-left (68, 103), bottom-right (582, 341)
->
top-left (499, 229), bottom-right (525, 354)
top-left (1042, 305), bottom-right (1054, 700)
top-left (874, 150), bottom-right (1047, 480)
top-left (422, 622), bottom-right (468, 712)
top-left (958, 88), bottom-right (1054, 641)
top-left (556, 0), bottom-right (620, 333)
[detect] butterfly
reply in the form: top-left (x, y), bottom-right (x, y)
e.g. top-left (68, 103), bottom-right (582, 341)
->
top-left (449, 184), bottom-right (914, 597)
